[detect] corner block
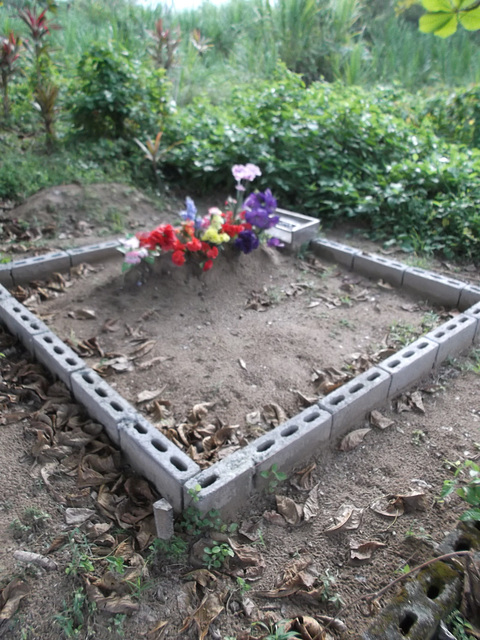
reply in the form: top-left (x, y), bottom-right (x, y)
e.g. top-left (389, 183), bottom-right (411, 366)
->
top-left (0, 297), bottom-right (51, 352)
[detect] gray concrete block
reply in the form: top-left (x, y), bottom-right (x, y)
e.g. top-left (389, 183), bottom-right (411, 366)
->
top-left (352, 252), bottom-right (406, 287)
top-left (0, 263), bottom-right (13, 287)
top-left (249, 406), bottom-right (331, 490)
top-left (465, 301), bottom-right (480, 343)
top-left (0, 297), bottom-right (51, 352)
top-left (67, 240), bottom-right (122, 266)
top-left (309, 238), bottom-right (361, 269)
top-left (458, 283), bottom-right (480, 311)
top-left (71, 369), bottom-right (136, 445)
top-left (31, 331), bottom-right (86, 387)
top-left (425, 314), bottom-right (477, 365)
top-left (402, 267), bottom-right (465, 307)
top-left (119, 414), bottom-right (200, 513)
top-left (377, 337), bottom-right (438, 398)
top-left (0, 284), bottom-right (12, 300)
top-left (183, 449), bottom-right (255, 516)
top-left (318, 367), bottom-right (391, 439)
top-left (153, 499), bottom-right (174, 540)
top-left (11, 251), bottom-right (71, 284)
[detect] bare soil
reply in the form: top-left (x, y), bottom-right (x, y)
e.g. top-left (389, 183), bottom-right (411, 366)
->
top-left (1, 183), bottom-right (479, 640)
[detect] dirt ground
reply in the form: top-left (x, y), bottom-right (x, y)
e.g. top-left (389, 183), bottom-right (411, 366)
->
top-left (0, 184), bottom-right (479, 640)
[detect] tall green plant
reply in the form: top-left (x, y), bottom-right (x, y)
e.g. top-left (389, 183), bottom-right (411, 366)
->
top-left (0, 31), bottom-right (22, 119)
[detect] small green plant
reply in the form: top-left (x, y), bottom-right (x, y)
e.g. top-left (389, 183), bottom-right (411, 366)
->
top-left (404, 521), bottom-right (433, 542)
top-left (65, 531), bottom-right (95, 577)
top-left (105, 555), bottom-right (126, 575)
top-left (411, 429), bottom-right (427, 446)
top-left (108, 614), bottom-right (126, 637)
top-left (202, 542), bottom-right (234, 570)
top-left (460, 348), bottom-right (480, 374)
top-left (22, 507), bottom-right (50, 531)
top-left (252, 620), bottom-right (301, 640)
top-left (388, 321), bottom-right (419, 347)
top-left (235, 576), bottom-right (251, 595)
top-left (260, 464), bottom-right (288, 493)
top-left (53, 587), bottom-right (95, 638)
top-left (9, 518), bottom-right (31, 539)
top-left (187, 483), bottom-right (201, 503)
top-left (445, 609), bottom-right (475, 639)
top-left (178, 506), bottom-right (229, 536)
top-left (440, 459), bottom-right (480, 522)
top-left (148, 535), bottom-right (188, 561)
top-left (339, 318), bottom-right (355, 330)
top-left (319, 569), bottom-right (345, 608)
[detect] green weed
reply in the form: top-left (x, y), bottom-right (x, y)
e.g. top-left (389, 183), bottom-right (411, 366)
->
top-left (260, 464), bottom-right (288, 494)
top-left (202, 542), bottom-right (235, 570)
top-left (440, 459), bottom-right (480, 522)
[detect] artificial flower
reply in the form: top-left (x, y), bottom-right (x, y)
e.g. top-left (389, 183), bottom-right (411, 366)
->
top-left (234, 229), bottom-right (259, 254)
top-left (232, 163), bottom-right (262, 184)
top-left (203, 259), bottom-right (214, 271)
top-left (171, 249), bottom-right (186, 266)
top-left (202, 227), bottom-right (230, 244)
top-left (186, 237), bottom-right (202, 252)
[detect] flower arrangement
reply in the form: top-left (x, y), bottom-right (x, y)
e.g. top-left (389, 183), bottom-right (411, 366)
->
top-left (120, 164), bottom-right (282, 274)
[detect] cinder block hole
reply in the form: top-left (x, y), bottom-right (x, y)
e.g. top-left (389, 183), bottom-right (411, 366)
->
top-left (446, 324), bottom-right (456, 331)
top-left (434, 331), bottom-right (445, 338)
top-left (454, 537), bottom-right (471, 551)
top-left (134, 422), bottom-right (148, 435)
top-left (110, 401), bottom-right (123, 412)
top-left (418, 341), bottom-right (429, 350)
top-left (95, 387), bottom-right (107, 398)
top-left (367, 371), bottom-right (380, 382)
top-left (398, 611), bottom-right (417, 635)
top-left (281, 425), bottom-right (299, 437)
top-left (403, 350), bottom-right (414, 359)
top-left (387, 359), bottom-right (400, 369)
top-left (199, 474), bottom-right (218, 489)
top-left (426, 582), bottom-right (443, 600)
top-left (171, 456), bottom-right (187, 472)
top-left (53, 346), bottom-right (65, 355)
top-left (330, 394), bottom-right (345, 406)
top-left (349, 383), bottom-right (364, 394)
top-left (81, 373), bottom-right (94, 384)
top-left (52, 253), bottom-right (63, 258)
top-left (13, 306), bottom-right (22, 313)
top-left (257, 439), bottom-right (275, 453)
top-left (43, 336), bottom-right (54, 344)
top-left (32, 256), bottom-right (45, 263)
top-left (30, 323), bottom-right (40, 330)
top-left (20, 314), bottom-right (30, 321)
top-left (304, 410), bottom-right (319, 423)
top-left (447, 279), bottom-right (459, 285)
top-left (152, 439), bottom-right (167, 452)
top-left (66, 357), bottom-right (77, 366)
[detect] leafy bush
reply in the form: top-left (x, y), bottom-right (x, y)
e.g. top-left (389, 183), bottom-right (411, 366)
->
top-left (68, 43), bottom-right (169, 140)
top-left (164, 73), bottom-right (480, 261)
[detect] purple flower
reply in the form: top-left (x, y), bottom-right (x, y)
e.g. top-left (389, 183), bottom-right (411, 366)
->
top-left (180, 196), bottom-right (197, 221)
top-left (267, 236), bottom-right (284, 248)
top-left (232, 163), bottom-right (262, 183)
top-left (244, 189), bottom-right (279, 230)
top-left (234, 229), bottom-right (260, 254)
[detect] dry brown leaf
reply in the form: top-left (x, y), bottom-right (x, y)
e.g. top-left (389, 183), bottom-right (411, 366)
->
top-left (262, 403), bottom-right (287, 427)
top-left (256, 557), bottom-right (317, 598)
top-left (144, 620), bottom-right (169, 639)
top-left (370, 410), bottom-right (394, 430)
top-left (76, 308), bottom-right (96, 319)
top-left (181, 591), bottom-right (225, 640)
top-left (303, 483), bottom-right (320, 522)
top-left (370, 498), bottom-right (404, 518)
top-left (136, 387), bottom-right (166, 404)
top-left (229, 541), bottom-right (266, 581)
top-left (238, 519), bottom-right (262, 542)
top-left (0, 578), bottom-right (29, 626)
top-left (188, 402), bottom-right (214, 422)
top-left (350, 540), bottom-right (386, 563)
top-left (291, 462), bottom-right (317, 491)
top-left (389, 491), bottom-right (429, 512)
top-left (276, 495), bottom-right (303, 526)
top-left (262, 510), bottom-right (288, 526)
top-left (137, 355), bottom-right (171, 370)
top-left (408, 390), bottom-right (425, 413)
top-left (316, 615), bottom-right (349, 635)
top-left (288, 615), bottom-right (334, 640)
top-left (293, 391), bottom-right (318, 407)
top-left (325, 504), bottom-right (363, 534)
top-left (130, 339), bottom-right (157, 358)
top-left (85, 579), bottom-right (139, 614)
top-left (338, 428), bottom-right (371, 452)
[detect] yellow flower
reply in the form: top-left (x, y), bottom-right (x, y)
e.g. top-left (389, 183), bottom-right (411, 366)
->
top-left (201, 227), bottom-right (229, 244)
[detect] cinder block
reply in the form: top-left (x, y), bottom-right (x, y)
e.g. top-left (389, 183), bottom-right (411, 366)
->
top-left (0, 263), bottom-right (13, 287)
top-left (465, 301), bottom-right (480, 342)
top-left (119, 414), bottom-right (200, 512)
top-left (71, 369), bottom-right (136, 445)
top-left (378, 337), bottom-right (438, 398)
top-left (0, 284), bottom-right (12, 300)
top-left (250, 406), bottom-right (332, 490)
top-left (352, 253), bottom-right (406, 287)
top-left (153, 499), bottom-right (174, 540)
top-left (0, 297), bottom-right (51, 352)
top-left (402, 267), bottom-right (465, 308)
top-left (458, 283), bottom-right (480, 311)
top-left (425, 314), bottom-right (477, 365)
top-left (310, 238), bottom-right (361, 270)
top-left (67, 240), bottom-right (122, 267)
top-left (183, 448), bottom-right (255, 516)
top-left (11, 251), bottom-right (71, 284)
top-left (318, 367), bottom-right (391, 439)
top-left (31, 331), bottom-right (86, 387)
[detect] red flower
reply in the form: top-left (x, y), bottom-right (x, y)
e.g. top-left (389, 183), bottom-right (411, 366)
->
top-left (171, 249), bottom-right (186, 266)
top-left (150, 224), bottom-right (177, 251)
top-left (222, 223), bottom-right (244, 238)
top-left (206, 245), bottom-right (219, 259)
top-left (186, 237), bottom-right (202, 252)
top-left (203, 259), bottom-right (214, 271)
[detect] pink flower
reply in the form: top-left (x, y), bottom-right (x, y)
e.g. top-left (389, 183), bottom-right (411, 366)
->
top-left (231, 163), bottom-right (261, 183)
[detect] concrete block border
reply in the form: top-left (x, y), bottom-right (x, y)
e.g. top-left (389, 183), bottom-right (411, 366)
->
top-left (1, 237), bottom-right (480, 517)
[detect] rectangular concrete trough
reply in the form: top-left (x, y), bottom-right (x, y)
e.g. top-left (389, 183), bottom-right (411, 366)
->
top-left (318, 367), bottom-right (391, 439)
top-left (378, 337), bottom-right (439, 398)
top-left (11, 251), bottom-right (71, 285)
top-left (0, 297), bottom-right (52, 353)
top-left (465, 301), bottom-right (480, 343)
top-left (425, 314), bottom-right (477, 365)
top-left (310, 238), bottom-right (361, 270)
top-left (352, 253), bottom-right (407, 287)
top-left (0, 263), bottom-right (13, 287)
top-left (119, 413), bottom-right (200, 513)
top-left (249, 405), bottom-right (332, 491)
top-left (458, 283), bottom-right (480, 311)
top-left (71, 369), bottom-right (137, 445)
top-left (402, 267), bottom-right (465, 308)
top-left (183, 448), bottom-right (255, 516)
top-left (67, 240), bottom-right (123, 266)
top-left (31, 331), bottom-right (87, 388)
